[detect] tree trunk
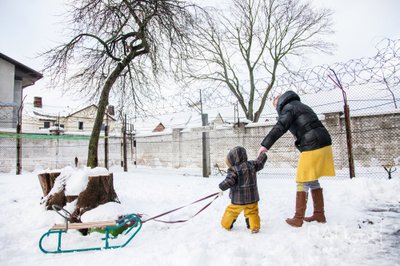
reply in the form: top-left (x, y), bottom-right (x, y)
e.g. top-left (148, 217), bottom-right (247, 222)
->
top-left (87, 49), bottom-right (139, 168)
top-left (87, 67), bottom-right (122, 168)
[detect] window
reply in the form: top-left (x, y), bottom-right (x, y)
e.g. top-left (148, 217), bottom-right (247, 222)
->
top-left (43, 121), bottom-right (50, 129)
top-left (33, 97), bottom-right (42, 108)
top-left (78, 121), bottom-right (84, 130)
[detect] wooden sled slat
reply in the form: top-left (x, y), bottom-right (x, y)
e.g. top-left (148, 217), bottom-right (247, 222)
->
top-left (51, 220), bottom-right (117, 230)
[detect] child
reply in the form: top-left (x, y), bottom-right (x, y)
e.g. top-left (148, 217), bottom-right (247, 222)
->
top-left (219, 146), bottom-right (267, 233)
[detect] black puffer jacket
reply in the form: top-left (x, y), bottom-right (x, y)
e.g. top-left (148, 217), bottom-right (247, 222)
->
top-left (261, 91), bottom-right (332, 152)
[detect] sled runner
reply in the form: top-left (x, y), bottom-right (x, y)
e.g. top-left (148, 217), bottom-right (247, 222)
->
top-left (39, 212), bottom-right (142, 254)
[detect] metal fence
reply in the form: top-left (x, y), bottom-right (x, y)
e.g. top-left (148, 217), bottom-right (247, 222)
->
top-left (130, 81), bottom-right (399, 180)
top-left (1, 85), bottom-right (399, 179)
top-left (0, 133), bottom-right (124, 173)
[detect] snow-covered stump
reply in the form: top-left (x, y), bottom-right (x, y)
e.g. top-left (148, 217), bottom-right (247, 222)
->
top-left (38, 172), bottom-right (67, 210)
top-left (38, 167), bottom-right (120, 230)
top-left (38, 172), bottom-right (60, 197)
top-left (71, 173), bottom-right (120, 219)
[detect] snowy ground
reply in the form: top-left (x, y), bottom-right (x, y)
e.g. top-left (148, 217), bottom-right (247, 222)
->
top-left (0, 166), bottom-right (399, 266)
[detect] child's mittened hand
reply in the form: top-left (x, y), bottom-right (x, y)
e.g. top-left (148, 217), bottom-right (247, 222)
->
top-left (218, 190), bottom-right (224, 197)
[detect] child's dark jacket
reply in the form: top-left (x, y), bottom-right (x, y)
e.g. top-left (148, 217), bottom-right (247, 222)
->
top-left (219, 146), bottom-right (267, 205)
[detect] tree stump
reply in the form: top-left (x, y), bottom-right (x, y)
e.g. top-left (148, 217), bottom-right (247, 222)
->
top-left (38, 171), bottom-right (119, 216)
top-left (38, 172), bottom-right (61, 196)
top-left (38, 172), bottom-right (66, 210)
top-left (72, 173), bottom-right (120, 219)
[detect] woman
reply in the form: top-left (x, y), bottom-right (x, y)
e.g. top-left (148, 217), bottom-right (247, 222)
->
top-left (258, 90), bottom-right (335, 227)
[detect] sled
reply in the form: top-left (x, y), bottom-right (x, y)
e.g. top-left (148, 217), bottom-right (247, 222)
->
top-left (39, 213), bottom-right (142, 254)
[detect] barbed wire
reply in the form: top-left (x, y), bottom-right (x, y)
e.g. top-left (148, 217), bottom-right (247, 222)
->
top-left (137, 38), bottom-right (399, 116)
top-left (1, 39), bottom-right (398, 124)
top-left (274, 38), bottom-right (400, 95)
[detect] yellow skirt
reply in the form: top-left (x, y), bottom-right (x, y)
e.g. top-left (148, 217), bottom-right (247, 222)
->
top-left (296, 145), bottom-right (335, 182)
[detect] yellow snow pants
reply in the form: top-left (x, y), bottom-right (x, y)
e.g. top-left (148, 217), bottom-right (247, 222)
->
top-left (221, 202), bottom-right (260, 231)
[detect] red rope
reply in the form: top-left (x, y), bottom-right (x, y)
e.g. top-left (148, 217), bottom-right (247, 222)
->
top-left (142, 192), bottom-right (220, 224)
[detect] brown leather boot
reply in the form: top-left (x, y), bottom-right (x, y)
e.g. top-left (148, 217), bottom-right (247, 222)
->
top-left (304, 188), bottom-right (326, 223)
top-left (286, 191), bottom-right (307, 227)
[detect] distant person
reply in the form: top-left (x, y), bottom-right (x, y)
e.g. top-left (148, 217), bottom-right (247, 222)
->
top-left (257, 90), bottom-right (335, 227)
top-left (74, 157), bottom-right (78, 168)
top-left (219, 146), bottom-right (267, 233)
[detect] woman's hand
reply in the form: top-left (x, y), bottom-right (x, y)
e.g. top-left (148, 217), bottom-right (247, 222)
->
top-left (257, 146), bottom-right (268, 156)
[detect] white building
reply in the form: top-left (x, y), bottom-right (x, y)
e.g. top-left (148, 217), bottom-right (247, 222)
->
top-left (0, 53), bottom-right (42, 130)
top-left (22, 101), bottom-right (122, 136)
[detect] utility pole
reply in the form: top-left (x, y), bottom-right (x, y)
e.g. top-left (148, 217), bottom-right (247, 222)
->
top-left (200, 90), bottom-right (210, 177)
top-left (104, 111), bottom-right (109, 169)
top-left (131, 123), bottom-right (137, 167)
top-left (16, 96), bottom-right (26, 175)
top-left (234, 102), bottom-right (240, 125)
top-left (55, 113), bottom-right (60, 169)
top-left (186, 91), bottom-right (210, 177)
top-left (123, 114), bottom-right (128, 172)
top-left (16, 115), bottom-right (22, 175)
top-left (328, 69), bottom-right (355, 178)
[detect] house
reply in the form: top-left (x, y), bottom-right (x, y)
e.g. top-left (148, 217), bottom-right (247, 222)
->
top-left (133, 109), bottom-right (233, 136)
top-left (152, 122), bottom-right (165, 132)
top-left (0, 53), bottom-right (42, 129)
top-left (23, 100), bottom-right (122, 136)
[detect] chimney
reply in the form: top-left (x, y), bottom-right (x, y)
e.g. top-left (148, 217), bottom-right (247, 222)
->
top-left (107, 105), bottom-right (115, 116)
top-left (33, 97), bottom-right (42, 108)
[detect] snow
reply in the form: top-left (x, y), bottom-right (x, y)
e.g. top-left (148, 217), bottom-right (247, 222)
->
top-left (0, 165), bottom-right (399, 266)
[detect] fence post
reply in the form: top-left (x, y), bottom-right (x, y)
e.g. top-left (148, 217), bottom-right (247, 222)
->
top-left (328, 69), bottom-right (355, 178)
top-left (343, 104), bottom-right (355, 178)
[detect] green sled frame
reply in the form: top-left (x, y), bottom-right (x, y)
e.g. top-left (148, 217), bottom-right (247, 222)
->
top-left (39, 213), bottom-right (142, 254)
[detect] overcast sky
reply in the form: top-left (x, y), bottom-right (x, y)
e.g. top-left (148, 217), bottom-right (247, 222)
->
top-left (0, 0), bottom-right (399, 107)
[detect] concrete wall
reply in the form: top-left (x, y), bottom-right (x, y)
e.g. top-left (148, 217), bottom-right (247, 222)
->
top-left (133, 111), bottom-right (400, 171)
top-left (0, 135), bottom-right (122, 172)
top-left (1, 111), bottom-right (399, 173)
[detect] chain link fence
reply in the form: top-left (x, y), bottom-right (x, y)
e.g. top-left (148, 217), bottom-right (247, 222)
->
top-left (1, 78), bottom-right (398, 179)
top-left (1, 94), bottom-right (398, 179)
top-left (131, 81), bottom-right (399, 179)
top-left (0, 133), bottom-right (124, 173)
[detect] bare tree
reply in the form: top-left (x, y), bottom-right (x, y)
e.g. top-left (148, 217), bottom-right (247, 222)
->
top-left (187, 0), bottom-right (334, 122)
top-left (42, 0), bottom-right (202, 167)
